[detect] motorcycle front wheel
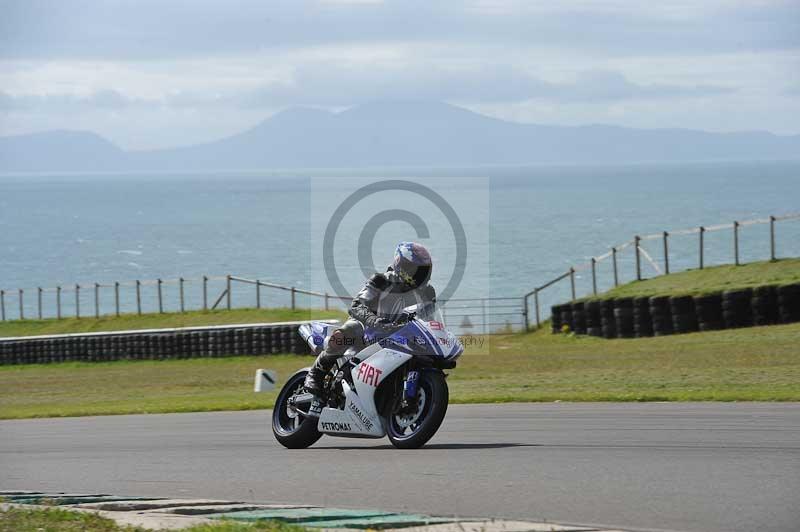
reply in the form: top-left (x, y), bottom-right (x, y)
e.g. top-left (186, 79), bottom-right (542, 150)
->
top-left (386, 370), bottom-right (449, 449)
top-left (272, 369), bottom-right (323, 449)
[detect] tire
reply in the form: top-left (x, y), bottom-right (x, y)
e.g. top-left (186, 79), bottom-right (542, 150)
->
top-left (600, 299), bottom-right (617, 339)
top-left (752, 286), bottom-right (779, 326)
top-left (694, 294), bottom-right (722, 322)
top-left (571, 302), bottom-right (587, 334)
top-left (272, 369), bottom-right (323, 449)
top-left (777, 283), bottom-right (800, 324)
top-left (670, 296), bottom-right (698, 334)
top-left (387, 370), bottom-right (449, 449)
top-left (722, 288), bottom-right (753, 328)
top-left (633, 297), bottom-right (653, 337)
top-left (614, 298), bottom-right (634, 338)
top-left (551, 304), bottom-right (563, 334)
top-left (698, 320), bottom-right (724, 332)
top-left (585, 300), bottom-right (602, 325)
top-left (585, 300), bottom-right (603, 337)
top-left (560, 307), bottom-right (574, 332)
top-left (649, 296), bottom-right (673, 336)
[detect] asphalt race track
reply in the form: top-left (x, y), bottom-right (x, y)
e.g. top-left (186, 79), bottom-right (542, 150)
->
top-left (1, 403), bottom-right (799, 532)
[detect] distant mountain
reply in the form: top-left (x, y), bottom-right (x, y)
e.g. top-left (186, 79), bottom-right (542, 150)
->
top-left (2, 101), bottom-right (800, 172)
top-left (0, 130), bottom-right (127, 172)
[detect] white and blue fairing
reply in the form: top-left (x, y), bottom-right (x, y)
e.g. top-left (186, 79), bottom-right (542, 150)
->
top-left (365, 307), bottom-right (463, 361)
top-left (298, 321), bottom-right (336, 354)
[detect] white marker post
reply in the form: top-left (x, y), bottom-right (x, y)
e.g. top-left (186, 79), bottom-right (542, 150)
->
top-left (254, 369), bottom-right (277, 392)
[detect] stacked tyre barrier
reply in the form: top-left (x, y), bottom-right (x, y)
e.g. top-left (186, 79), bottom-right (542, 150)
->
top-left (550, 304), bottom-right (563, 333)
top-left (648, 296), bottom-right (673, 336)
top-left (669, 295), bottom-right (698, 334)
top-left (694, 293), bottom-right (723, 331)
top-left (777, 284), bottom-right (800, 324)
top-left (613, 297), bottom-right (635, 338)
top-left (751, 286), bottom-right (778, 326)
top-left (722, 289), bottom-right (753, 329)
top-left (0, 321), bottom-right (332, 365)
top-left (632, 297), bottom-right (653, 338)
top-left (584, 300), bottom-right (602, 337)
top-left (571, 302), bottom-right (587, 335)
top-left (550, 282), bottom-right (800, 339)
top-left (559, 305), bottom-right (573, 334)
top-left (600, 299), bottom-right (617, 339)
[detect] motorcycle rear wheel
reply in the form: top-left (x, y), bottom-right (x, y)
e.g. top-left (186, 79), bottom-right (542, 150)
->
top-left (272, 369), bottom-right (323, 449)
top-left (386, 370), bottom-right (448, 449)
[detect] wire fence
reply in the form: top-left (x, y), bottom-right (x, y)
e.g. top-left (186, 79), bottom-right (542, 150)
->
top-left (0, 275), bottom-right (347, 322)
top-left (0, 271), bottom-right (521, 335)
top-left (522, 213), bottom-right (800, 330)
top-left (2, 212), bottom-right (798, 335)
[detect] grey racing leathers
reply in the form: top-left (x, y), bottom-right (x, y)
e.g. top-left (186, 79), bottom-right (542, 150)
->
top-left (304, 267), bottom-right (436, 394)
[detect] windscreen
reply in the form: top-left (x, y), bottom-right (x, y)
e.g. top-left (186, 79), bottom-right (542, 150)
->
top-left (417, 304), bottom-right (444, 326)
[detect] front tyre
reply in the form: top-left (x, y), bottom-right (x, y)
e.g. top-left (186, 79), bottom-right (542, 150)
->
top-left (272, 369), bottom-right (322, 449)
top-left (386, 370), bottom-right (449, 449)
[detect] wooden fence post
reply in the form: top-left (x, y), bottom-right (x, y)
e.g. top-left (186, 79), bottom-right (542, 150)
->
top-left (325, 292), bottom-right (330, 311)
top-left (18, 289), bottom-right (23, 320)
top-left (226, 275), bottom-right (231, 310)
top-left (591, 258), bottom-right (597, 295)
top-left (157, 279), bottom-right (163, 313)
top-left (135, 280), bottom-right (141, 315)
top-left (75, 284), bottom-right (80, 319)
top-left (203, 276), bottom-right (208, 311)
top-left (291, 287), bottom-right (296, 310)
top-left (699, 226), bottom-right (705, 269)
top-left (0, 290), bottom-right (5, 321)
top-left (612, 247), bottom-right (618, 287)
top-left (634, 236), bottom-right (641, 281)
top-left (522, 295), bottom-right (529, 331)
top-left (534, 289), bottom-right (541, 328)
top-left (179, 278), bottom-right (185, 313)
top-left (770, 215), bottom-right (776, 260)
top-left (256, 280), bottom-right (261, 309)
top-left (115, 282), bottom-right (120, 316)
top-left (569, 268), bottom-right (576, 301)
top-left (38, 287), bottom-right (43, 319)
top-left (94, 283), bottom-right (100, 318)
top-left (663, 231), bottom-right (670, 274)
top-left (56, 286), bottom-right (61, 319)
top-left (733, 221), bottom-right (740, 266)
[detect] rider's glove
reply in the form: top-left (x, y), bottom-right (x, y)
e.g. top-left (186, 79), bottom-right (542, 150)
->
top-left (372, 316), bottom-right (405, 333)
top-left (392, 313), bottom-right (411, 327)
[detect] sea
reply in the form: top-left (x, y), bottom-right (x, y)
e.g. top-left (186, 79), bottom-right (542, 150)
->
top-left (1, 161), bottom-right (799, 322)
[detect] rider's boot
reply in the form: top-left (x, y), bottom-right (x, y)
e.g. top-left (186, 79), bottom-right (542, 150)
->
top-left (304, 348), bottom-right (340, 413)
top-left (304, 354), bottom-right (332, 418)
top-left (303, 359), bottom-right (327, 396)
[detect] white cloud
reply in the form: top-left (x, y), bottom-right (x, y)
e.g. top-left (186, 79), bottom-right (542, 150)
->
top-left (0, 1), bottom-right (798, 146)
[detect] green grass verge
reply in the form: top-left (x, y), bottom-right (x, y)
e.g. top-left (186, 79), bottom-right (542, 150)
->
top-left (0, 506), bottom-right (310, 532)
top-left (0, 506), bottom-right (145, 532)
top-left (0, 308), bottom-right (345, 338)
top-left (460, 322), bottom-right (800, 402)
top-left (2, 321), bottom-right (799, 419)
top-left (589, 257), bottom-right (800, 300)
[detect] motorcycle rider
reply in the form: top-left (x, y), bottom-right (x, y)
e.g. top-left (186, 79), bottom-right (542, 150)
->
top-left (304, 241), bottom-right (436, 397)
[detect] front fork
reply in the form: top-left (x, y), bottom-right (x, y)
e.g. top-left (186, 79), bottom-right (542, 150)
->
top-left (397, 369), bottom-right (420, 413)
top-left (404, 370), bottom-right (420, 399)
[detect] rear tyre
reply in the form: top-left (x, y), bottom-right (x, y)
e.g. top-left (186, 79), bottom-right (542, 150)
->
top-left (386, 370), bottom-right (449, 449)
top-left (272, 369), bottom-right (323, 449)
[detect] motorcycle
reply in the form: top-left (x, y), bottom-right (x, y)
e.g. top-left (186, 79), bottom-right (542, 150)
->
top-left (272, 304), bottom-right (463, 449)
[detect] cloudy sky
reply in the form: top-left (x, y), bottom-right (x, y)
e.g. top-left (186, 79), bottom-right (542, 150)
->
top-left (1, 0), bottom-right (799, 150)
